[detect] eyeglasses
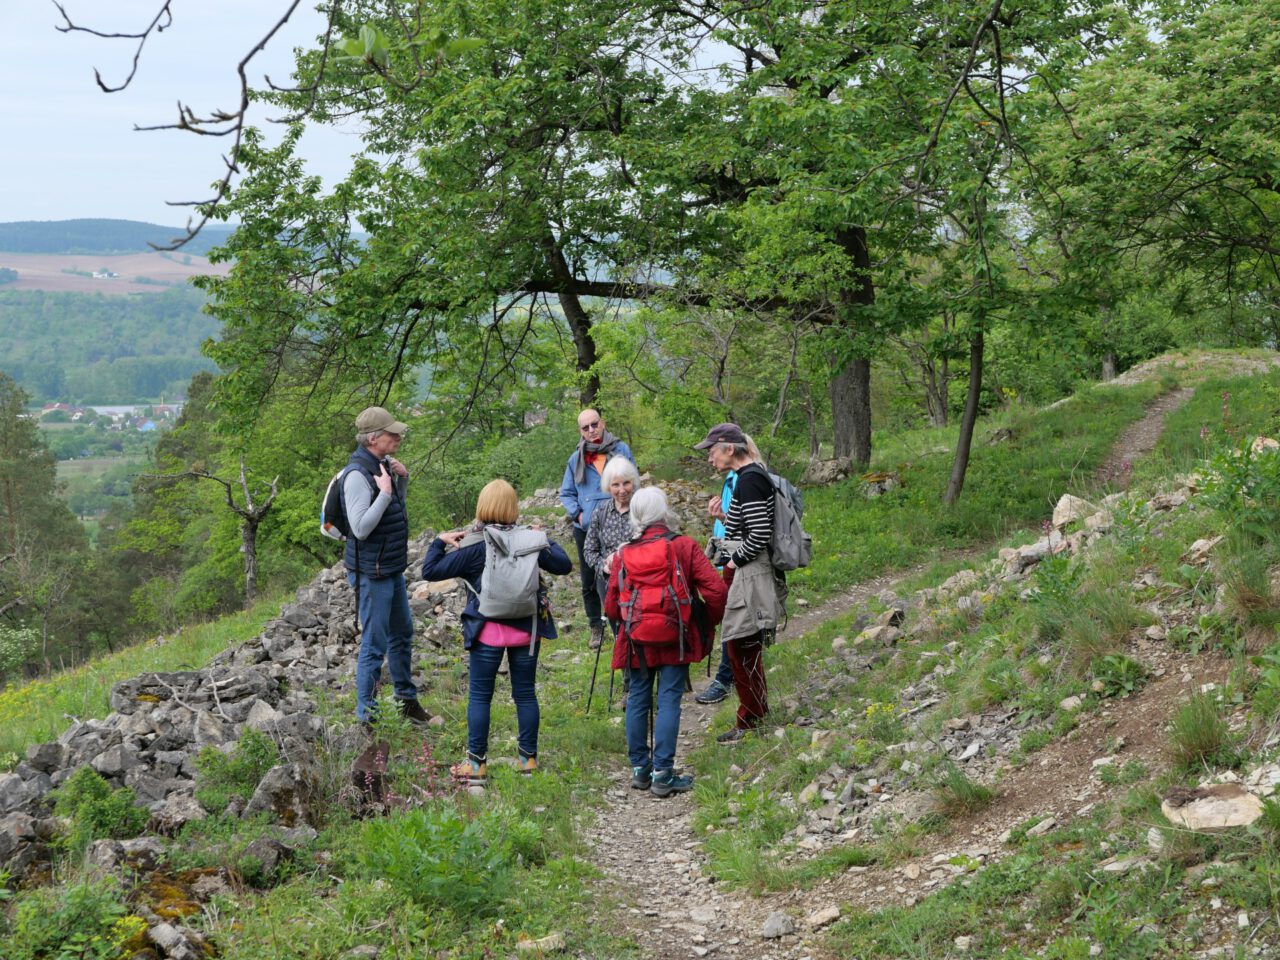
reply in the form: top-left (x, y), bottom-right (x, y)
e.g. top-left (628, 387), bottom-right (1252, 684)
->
top-left (579, 420), bottom-right (601, 432)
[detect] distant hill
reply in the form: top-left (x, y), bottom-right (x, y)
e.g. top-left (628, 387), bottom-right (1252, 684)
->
top-left (0, 219), bottom-right (237, 256)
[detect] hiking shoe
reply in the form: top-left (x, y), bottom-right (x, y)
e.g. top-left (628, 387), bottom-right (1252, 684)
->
top-left (715, 727), bottom-right (749, 745)
top-left (589, 622), bottom-right (606, 650)
top-left (695, 680), bottom-right (731, 705)
top-left (517, 755), bottom-right (538, 776)
top-left (450, 758), bottom-right (488, 786)
top-left (650, 769), bottom-right (693, 798)
top-left (397, 698), bottom-right (431, 726)
top-left (630, 763), bottom-right (653, 790)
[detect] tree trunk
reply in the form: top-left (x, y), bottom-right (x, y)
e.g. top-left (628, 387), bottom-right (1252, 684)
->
top-left (943, 330), bottom-right (985, 505)
top-left (242, 518), bottom-right (258, 608)
top-left (830, 357), bottom-right (872, 467)
top-left (1101, 351), bottom-right (1117, 382)
top-left (831, 226), bottom-right (874, 467)
top-left (541, 227), bottom-right (599, 406)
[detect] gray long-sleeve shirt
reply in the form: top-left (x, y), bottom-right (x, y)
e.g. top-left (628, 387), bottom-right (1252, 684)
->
top-left (343, 469), bottom-right (408, 540)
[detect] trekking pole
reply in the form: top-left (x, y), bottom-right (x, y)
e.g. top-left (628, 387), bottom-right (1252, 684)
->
top-left (585, 642), bottom-right (604, 713)
top-left (607, 667), bottom-right (616, 714)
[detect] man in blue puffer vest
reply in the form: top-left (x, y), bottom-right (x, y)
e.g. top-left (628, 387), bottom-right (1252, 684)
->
top-left (342, 406), bottom-right (429, 728)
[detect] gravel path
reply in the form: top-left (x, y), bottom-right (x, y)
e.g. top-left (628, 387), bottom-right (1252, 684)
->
top-left (579, 380), bottom-right (1203, 959)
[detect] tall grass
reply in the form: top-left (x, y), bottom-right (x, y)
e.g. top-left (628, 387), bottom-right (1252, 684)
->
top-left (0, 595), bottom-right (284, 764)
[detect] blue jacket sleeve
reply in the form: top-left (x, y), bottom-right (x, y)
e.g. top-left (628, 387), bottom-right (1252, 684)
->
top-left (559, 454), bottom-right (581, 522)
top-left (539, 541), bottom-right (573, 575)
top-left (618, 441), bottom-right (636, 464)
top-left (420, 538), bottom-right (483, 582)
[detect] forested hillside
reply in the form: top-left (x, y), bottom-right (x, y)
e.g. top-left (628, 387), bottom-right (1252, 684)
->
top-left (0, 288), bottom-right (216, 402)
top-left (0, 219), bottom-right (235, 256)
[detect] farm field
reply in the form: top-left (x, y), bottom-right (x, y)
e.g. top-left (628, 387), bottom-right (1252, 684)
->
top-left (0, 251), bottom-right (228, 294)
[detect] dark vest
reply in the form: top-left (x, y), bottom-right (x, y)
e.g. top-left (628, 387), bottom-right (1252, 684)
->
top-left (343, 446), bottom-right (409, 578)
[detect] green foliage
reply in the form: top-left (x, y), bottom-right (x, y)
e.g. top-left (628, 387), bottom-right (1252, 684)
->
top-left (5, 878), bottom-right (133, 960)
top-left (194, 728), bottom-right (280, 813)
top-left (1091, 654), bottom-right (1147, 698)
top-left (1252, 644), bottom-right (1280, 718)
top-left (353, 804), bottom-right (535, 916)
top-left (0, 625), bottom-right (38, 682)
top-left (51, 766), bottom-right (149, 852)
top-left (1202, 444), bottom-right (1280, 545)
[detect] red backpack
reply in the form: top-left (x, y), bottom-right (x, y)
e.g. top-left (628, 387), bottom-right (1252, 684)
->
top-left (617, 532), bottom-right (693, 656)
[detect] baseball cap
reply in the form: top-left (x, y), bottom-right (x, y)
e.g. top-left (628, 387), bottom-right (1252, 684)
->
top-left (355, 406), bottom-right (408, 435)
top-left (694, 422), bottom-right (747, 450)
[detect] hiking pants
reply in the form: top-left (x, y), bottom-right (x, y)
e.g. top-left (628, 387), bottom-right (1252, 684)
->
top-left (726, 630), bottom-right (768, 729)
top-left (467, 640), bottom-right (540, 760)
top-left (626, 662), bottom-right (687, 772)
top-left (573, 525), bottom-right (604, 626)
top-left (350, 572), bottom-right (417, 722)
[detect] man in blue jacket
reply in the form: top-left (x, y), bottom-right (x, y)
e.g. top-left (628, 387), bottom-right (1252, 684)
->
top-left (559, 408), bottom-right (635, 648)
top-left (342, 406), bottom-right (429, 728)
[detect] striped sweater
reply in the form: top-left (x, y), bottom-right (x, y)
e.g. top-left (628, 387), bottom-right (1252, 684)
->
top-left (724, 463), bottom-right (774, 567)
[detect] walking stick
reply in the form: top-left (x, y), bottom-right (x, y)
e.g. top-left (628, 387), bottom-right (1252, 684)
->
top-left (585, 641), bottom-right (604, 713)
top-left (607, 667), bottom-right (616, 714)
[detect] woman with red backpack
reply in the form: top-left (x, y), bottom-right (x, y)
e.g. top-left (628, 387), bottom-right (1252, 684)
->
top-left (604, 487), bottom-right (727, 797)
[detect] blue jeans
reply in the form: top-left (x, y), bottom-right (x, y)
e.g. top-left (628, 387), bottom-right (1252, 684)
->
top-left (713, 641), bottom-right (734, 687)
top-left (350, 572), bottom-right (416, 721)
top-left (626, 662), bottom-right (687, 772)
top-left (468, 641), bottom-right (540, 760)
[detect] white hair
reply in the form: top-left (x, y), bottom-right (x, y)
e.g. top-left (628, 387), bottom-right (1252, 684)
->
top-left (601, 456), bottom-right (640, 489)
top-left (629, 486), bottom-right (672, 535)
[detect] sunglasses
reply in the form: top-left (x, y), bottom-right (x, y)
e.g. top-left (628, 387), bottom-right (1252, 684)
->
top-left (579, 420), bottom-right (602, 432)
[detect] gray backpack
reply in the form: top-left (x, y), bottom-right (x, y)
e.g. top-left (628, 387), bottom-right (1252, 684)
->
top-left (460, 525), bottom-right (549, 627)
top-left (768, 474), bottom-right (812, 572)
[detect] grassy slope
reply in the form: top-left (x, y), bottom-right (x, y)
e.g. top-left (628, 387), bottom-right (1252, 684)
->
top-left (8, 360), bottom-right (1280, 959)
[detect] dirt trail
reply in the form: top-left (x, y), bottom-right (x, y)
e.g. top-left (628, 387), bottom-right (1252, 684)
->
top-left (580, 383), bottom-right (1199, 960)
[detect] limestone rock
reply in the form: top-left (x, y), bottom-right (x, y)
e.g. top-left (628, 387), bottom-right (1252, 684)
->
top-left (243, 763), bottom-right (318, 826)
top-left (806, 906), bottom-right (841, 929)
top-left (761, 911), bottom-right (795, 939)
top-left (1052, 494), bottom-right (1098, 529)
top-left (1161, 783), bottom-right (1264, 832)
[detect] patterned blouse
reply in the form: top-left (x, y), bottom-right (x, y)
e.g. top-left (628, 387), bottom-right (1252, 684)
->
top-left (584, 502), bottom-right (633, 574)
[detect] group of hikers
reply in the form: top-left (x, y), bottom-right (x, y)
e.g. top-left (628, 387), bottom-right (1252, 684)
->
top-left (336, 405), bottom-right (790, 797)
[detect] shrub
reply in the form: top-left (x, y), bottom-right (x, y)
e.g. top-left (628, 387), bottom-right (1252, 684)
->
top-left (6, 878), bottom-right (134, 960)
top-left (1202, 444), bottom-right (1280, 545)
top-left (354, 805), bottom-right (534, 916)
top-left (52, 767), bottom-right (148, 852)
top-left (194, 728), bottom-right (279, 813)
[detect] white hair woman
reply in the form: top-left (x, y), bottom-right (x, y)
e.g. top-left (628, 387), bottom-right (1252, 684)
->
top-left (604, 487), bottom-right (727, 796)
top-left (582, 456), bottom-right (642, 648)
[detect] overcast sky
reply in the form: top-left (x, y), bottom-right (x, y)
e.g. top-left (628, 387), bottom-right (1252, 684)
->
top-left (0, 1), bottom-right (359, 227)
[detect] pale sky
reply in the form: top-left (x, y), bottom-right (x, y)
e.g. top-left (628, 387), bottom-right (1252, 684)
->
top-left (0, 1), bottom-right (360, 228)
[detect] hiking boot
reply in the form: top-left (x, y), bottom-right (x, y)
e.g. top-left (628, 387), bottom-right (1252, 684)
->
top-left (715, 727), bottom-right (749, 746)
top-left (589, 622), bottom-right (606, 650)
top-left (630, 763), bottom-right (653, 791)
top-left (397, 698), bottom-right (431, 726)
top-left (450, 757), bottom-right (488, 786)
top-left (650, 769), bottom-right (693, 798)
top-left (517, 755), bottom-right (538, 776)
top-left (695, 680), bottom-right (731, 705)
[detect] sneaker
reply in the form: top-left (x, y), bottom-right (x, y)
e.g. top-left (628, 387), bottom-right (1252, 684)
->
top-left (450, 757), bottom-right (488, 786)
top-left (589, 622), bottom-right (606, 650)
top-left (650, 769), bottom-right (693, 798)
top-left (517, 755), bottom-right (538, 776)
top-left (630, 764), bottom-right (653, 790)
top-left (694, 680), bottom-right (731, 705)
top-left (715, 727), bottom-right (749, 745)
top-left (397, 698), bottom-right (431, 726)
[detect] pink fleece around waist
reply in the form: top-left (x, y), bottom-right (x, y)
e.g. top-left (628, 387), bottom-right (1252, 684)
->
top-left (477, 620), bottom-right (533, 647)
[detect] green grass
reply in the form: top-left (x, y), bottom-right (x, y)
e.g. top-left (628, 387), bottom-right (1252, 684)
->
top-left (791, 381), bottom-right (1160, 601)
top-left (0, 594), bottom-right (285, 765)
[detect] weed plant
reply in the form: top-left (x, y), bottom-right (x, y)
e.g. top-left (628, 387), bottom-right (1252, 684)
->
top-left (1167, 693), bottom-right (1242, 772)
top-left (193, 728), bottom-right (279, 813)
top-left (51, 767), bottom-right (149, 853)
top-left (931, 763), bottom-right (995, 817)
top-left (4, 878), bottom-right (135, 960)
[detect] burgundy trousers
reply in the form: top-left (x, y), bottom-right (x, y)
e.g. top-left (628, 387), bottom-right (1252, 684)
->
top-left (725, 630), bottom-right (768, 729)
